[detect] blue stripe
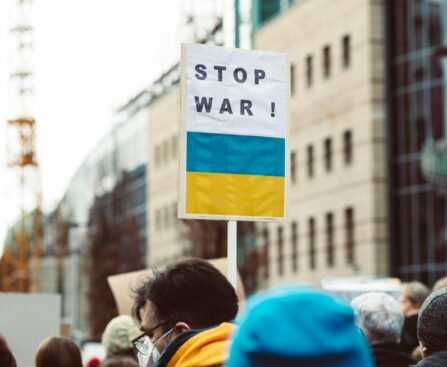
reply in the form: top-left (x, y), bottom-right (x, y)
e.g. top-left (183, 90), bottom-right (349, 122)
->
top-left (187, 132), bottom-right (285, 176)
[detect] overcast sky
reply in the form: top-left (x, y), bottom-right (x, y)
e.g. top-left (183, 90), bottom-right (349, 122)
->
top-left (0, 0), bottom-right (182, 250)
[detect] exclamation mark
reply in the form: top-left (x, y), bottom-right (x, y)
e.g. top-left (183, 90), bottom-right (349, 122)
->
top-left (271, 102), bottom-right (275, 117)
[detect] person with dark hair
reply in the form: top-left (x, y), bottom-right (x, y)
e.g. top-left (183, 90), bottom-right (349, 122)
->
top-left (35, 336), bottom-right (83, 367)
top-left (412, 288), bottom-right (447, 366)
top-left (0, 334), bottom-right (17, 367)
top-left (132, 258), bottom-right (238, 367)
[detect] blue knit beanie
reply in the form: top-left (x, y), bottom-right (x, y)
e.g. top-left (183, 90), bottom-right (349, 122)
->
top-left (227, 285), bottom-right (373, 367)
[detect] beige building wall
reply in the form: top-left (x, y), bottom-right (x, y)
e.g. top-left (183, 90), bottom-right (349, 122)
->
top-left (255, 0), bottom-right (388, 287)
top-left (147, 88), bottom-right (188, 266)
top-left (147, 0), bottom-right (388, 286)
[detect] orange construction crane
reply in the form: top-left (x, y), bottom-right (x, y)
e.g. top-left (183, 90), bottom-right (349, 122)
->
top-left (0, 0), bottom-right (42, 292)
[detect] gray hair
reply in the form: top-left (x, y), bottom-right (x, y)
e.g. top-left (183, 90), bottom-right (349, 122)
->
top-left (351, 292), bottom-right (404, 344)
top-left (401, 281), bottom-right (429, 306)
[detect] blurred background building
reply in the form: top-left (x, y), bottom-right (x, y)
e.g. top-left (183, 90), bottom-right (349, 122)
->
top-left (256, 0), bottom-right (387, 286)
top-left (36, 91), bottom-right (148, 339)
top-left (386, 0), bottom-right (447, 286)
top-left (2, 0), bottom-right (447, 342)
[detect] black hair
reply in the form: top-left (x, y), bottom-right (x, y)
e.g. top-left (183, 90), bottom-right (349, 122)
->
top-left (132, 258), bottom-right (238, 328)
top-left (0, 334), bottom-right (17, 367)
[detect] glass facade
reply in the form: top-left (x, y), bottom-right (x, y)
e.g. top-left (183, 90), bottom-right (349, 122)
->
top-left (387, 0), bottom-right (447, 285)
top-left (252, 0), bottom-right (298, 28)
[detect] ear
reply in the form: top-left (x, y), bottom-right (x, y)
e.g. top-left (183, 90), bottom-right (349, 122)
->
top-left (174, 321), bottom-right (191, 334)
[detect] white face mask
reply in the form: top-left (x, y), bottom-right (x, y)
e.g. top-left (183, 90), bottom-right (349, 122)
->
top-left (136, 328), bottom-right (175, 367)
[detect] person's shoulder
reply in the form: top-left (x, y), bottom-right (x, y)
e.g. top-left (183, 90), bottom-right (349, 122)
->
top-left (372, 342), bottom-right (414, 367)
top-left (190, 322), bottom-right (235, 342)
top-left (412, 351), bottom-right (447, 366)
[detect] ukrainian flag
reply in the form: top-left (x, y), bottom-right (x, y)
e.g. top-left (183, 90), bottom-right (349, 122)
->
top-left (186, 131), bottom-right (285, 217)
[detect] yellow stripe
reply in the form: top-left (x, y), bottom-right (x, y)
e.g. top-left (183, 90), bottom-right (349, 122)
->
top-left (186, 172), bottom-right (284, 217)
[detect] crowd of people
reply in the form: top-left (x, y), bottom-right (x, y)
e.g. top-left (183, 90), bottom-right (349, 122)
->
top-left (1, 258), bottom-right (446, 367)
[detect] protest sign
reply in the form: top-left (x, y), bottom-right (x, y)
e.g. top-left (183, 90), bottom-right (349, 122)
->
top-left (178, 44), bottom-right (289, 221)
top-left (0, 293), bottom-right (61, 367)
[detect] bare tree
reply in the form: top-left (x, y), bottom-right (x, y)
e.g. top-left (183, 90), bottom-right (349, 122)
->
top-left (86, 172), bottom-right (146, 339)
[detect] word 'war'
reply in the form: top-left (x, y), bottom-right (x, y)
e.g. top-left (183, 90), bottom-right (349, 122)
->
top-left (195, 96), bottom-right (253, 116)
top-left (194, 96), bottom-right (276, 117)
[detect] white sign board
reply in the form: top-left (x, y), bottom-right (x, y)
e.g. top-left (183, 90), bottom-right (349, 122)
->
top-left (179, 43), bottom-right (289, 221)
top-left (0, 293), bottom-right (61, 367)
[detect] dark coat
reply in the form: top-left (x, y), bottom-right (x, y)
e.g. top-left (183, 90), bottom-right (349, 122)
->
top-left (412, 351), bottom-right (447, 366)
top-left (371, 343), bottom-right (414, 367)
top-left (401, 314), bottom-right (419, 354)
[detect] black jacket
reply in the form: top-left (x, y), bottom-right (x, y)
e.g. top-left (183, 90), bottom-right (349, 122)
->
top-left (401, 314), bottom-right (419, 354)
top-left (412, 351), bottom-right (447, 366)
top-left (371, 343), bottom-right (414, 367)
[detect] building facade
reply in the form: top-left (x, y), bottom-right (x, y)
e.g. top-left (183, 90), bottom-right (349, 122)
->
top-left (147, 72), bottom-right (185, 265)
top-left (255, 0), bottom-right (388, 286)
top-left (386, 0), bottom-right (447, 285)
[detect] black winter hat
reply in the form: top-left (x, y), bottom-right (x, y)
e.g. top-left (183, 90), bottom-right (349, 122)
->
top-left (418, 287), bottom-right (447, 352)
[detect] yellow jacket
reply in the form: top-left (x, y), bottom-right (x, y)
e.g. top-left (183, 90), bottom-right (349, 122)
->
top-left (165, 322), bottom-right (235, 367)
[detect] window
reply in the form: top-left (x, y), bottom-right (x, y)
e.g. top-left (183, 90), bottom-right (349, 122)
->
top-left (306, 55), bottom-right (313, 87)
top-left (343, 130), bottom-right (353, 165)
top-left (291, 150), bottom-right (297, 184)
top-left (326, 212), bottom-right (334, 267)
top-left (290, 63), bottom-right (296, 96)
top-left (323, 45), bottom-right (331, 78)
top-left (291, 221), bottom-right (298, 272)
top-left (262, 228), bottom-right (270, 279)
top-left (164, 206), bottom-right (170, 228)
top-left (163, 140), bottom-right (169, 163)
top-left (309, 217), bottom-right (316, 270)
top-left (171, 135), bottom-right (178, 159)
top-left (307, 144), bottom-right (314, 178)
top-left (256, 0), bottom-right (281, 26)
top-left (345, 207), bottom-right (355, 264)
top-left (155, 209), bottom-right (161, 230)
top-left (155, 145), bottom-right (161, 167)
top-left (324, 138), bottom-right (332, 172)
top-left (277, 226), bottom-right (284, 276)
top-left (172, 202), bottom-right (177, 223)
top-left (342, 35), bottom-right (351, 69)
